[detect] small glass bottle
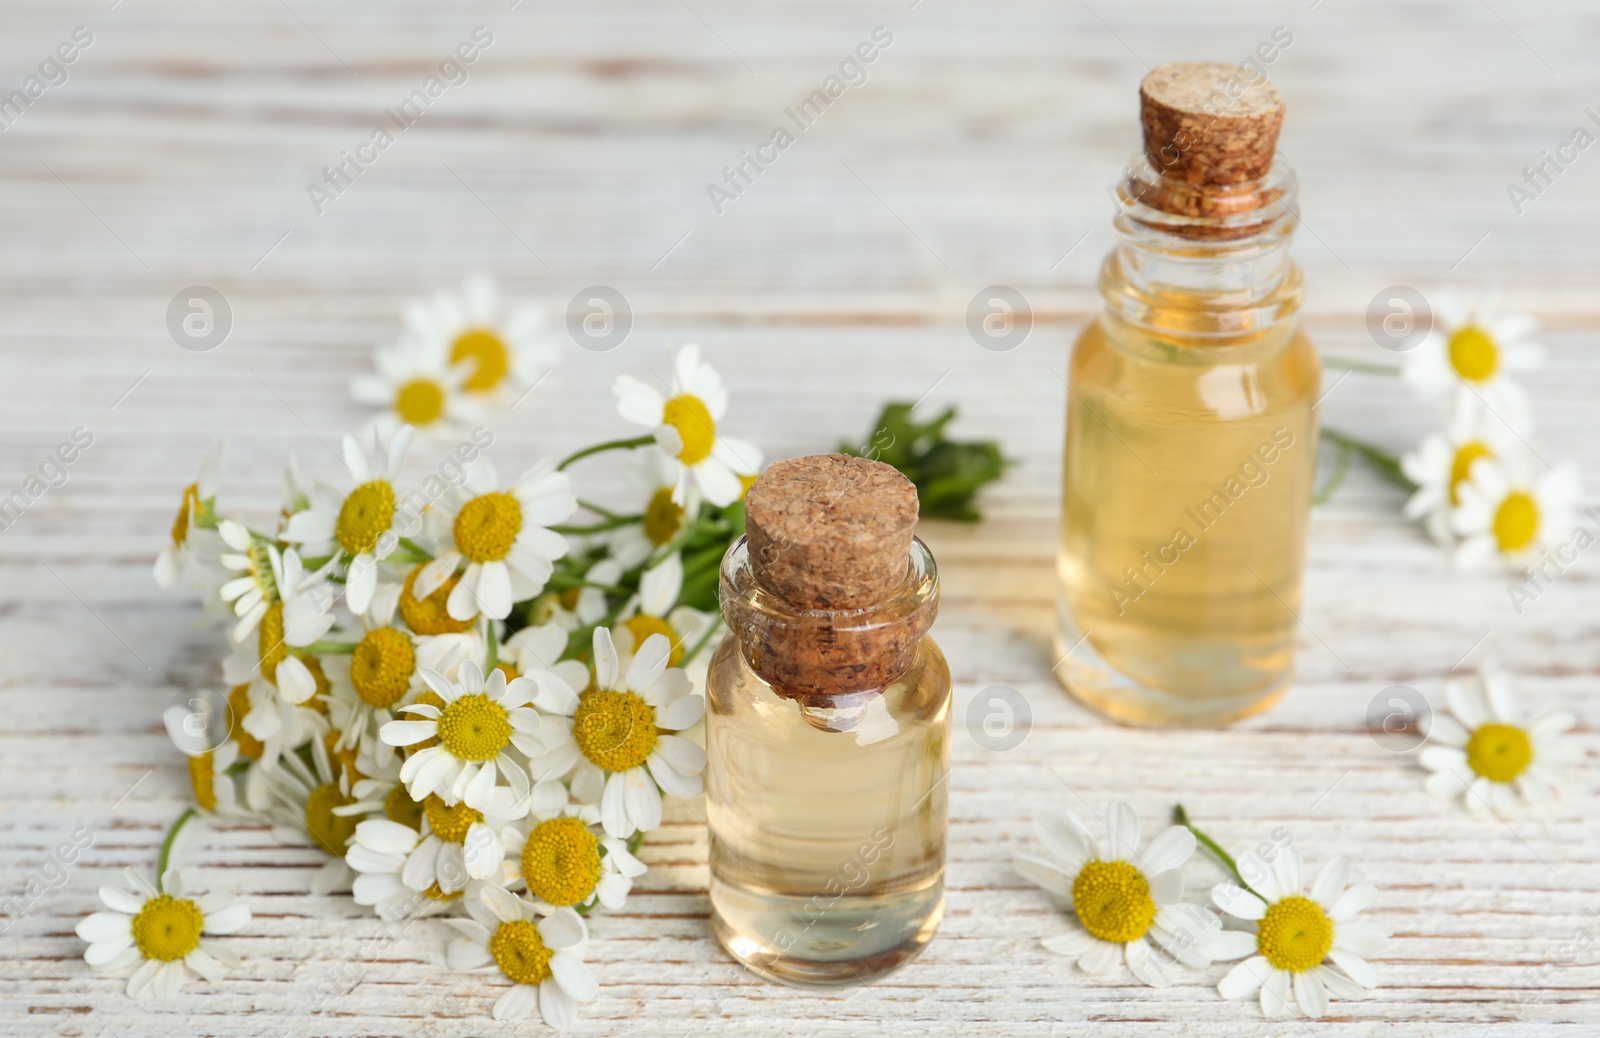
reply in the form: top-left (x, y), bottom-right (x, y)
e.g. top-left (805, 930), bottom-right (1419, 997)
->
top-left (1055, 62), bottom-right (1322, 727)
top-left (706, 454), bottom-right (950, 987)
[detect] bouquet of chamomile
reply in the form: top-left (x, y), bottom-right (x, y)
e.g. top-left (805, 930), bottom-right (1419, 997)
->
top-left (86, 283), bottom-right (1004, 1026)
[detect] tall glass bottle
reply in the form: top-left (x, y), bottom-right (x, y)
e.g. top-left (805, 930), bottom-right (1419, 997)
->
top-left (1055, 62), bottom-right (1322, 727)
top-left (705, 454), bottom-right (950, 986)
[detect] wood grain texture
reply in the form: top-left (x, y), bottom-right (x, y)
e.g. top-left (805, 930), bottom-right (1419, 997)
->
top-left (1, 1), bottom-right (1596, 1035)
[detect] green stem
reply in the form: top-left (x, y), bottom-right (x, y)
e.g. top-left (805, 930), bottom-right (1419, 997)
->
top-left (1311, 439), bottom-right (1353, 506)
top-left (546, 575), bottom-right (632, 597)
top-left (484, 618), bottom-right (499, 673)
top-left (304, 639), bottom-right (358, 654)
top-left (627, 829), bottom-right (647, 857)
top-left (1321, 355), bottom-right (1402, 376)
top-left (557, 436), bottom-right (655, 472)
top-left (156, 809), bottom-right (197, 890)
top-left (1320, 427), bottom-right (1418, 491)
top-left (577, 499), bottom-right (627, 520)
top-left (399, 537), bottom-right (434, 560)
top-left (1172, 804), bottom-right (1264, 901)
top-left (550, 515), bottom-right (642, 535)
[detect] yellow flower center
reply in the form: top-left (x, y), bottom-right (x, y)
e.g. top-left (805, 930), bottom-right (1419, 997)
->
top-left (662, 393), bottom-right (716, 465)
top-left (171, 483), bottom-right (199, 546)
top-left (496, 662), bottom-right (519, 683)
top-left (227, 684), bottom-right (263, 761)
top-left (402, 690), bottom-right (446, 755)
top-left (572, 689), bottom-right (658, 773)
top-left (490, 918), bottom-right (554, 985)
top-left (187, 752), bottom-right (216, 812)
top-left (323, 730), bottom-right (362, 784)
top-left (1257, 895), bottom-right (1335, 973)
top-left (521, 817), bottom-right (602, 906)
top-left (423, 793), bottom-right (483, 843)
top-left (304, 783), bottom-right (360, 856)
top-left (1466, 722), bottom-right (1534, 783)
top-left (258, 602), bottom-right (287, 683)
top-left (643, 487), bottom-right (685, 546)
top-left (351, 627), bottom-right (415, 708)
top-left (1448, 441), bottom-right (1493, 506)
top-left (450, 327), bottom-right (510, 392)
top-left (300, 655), bottom-right (331, 714)
top-left (454, 492), bottom-right (523, 563)
top-left (385, 783), bottom-right (424, 831)
top-left (1070, 860), bottom-right (1157, 944)
top-left (1447, 325), bottom-right (1499, 382)
top-left (624, 614), bottom-right (682, 667)
top-left (336, 480), bottom-right (396, 556)
top-left (395, 378), bottom-right (446, 426)
top-left (400, 565), bottom-right (474, 634)
top-left (130, 895), bottom-right (204, 961)
top-left (738, 472), bottom-right (758, 499)
top-left (1492, 491), bottom-right (1540, 552)
top-left (436, 693), bottom-right (512, 761)
top-left (422, 881), bottom-right (465, 902)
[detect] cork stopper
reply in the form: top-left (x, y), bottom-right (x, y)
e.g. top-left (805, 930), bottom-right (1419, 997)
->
top-left (726, 453), bottom-right (936, 703)
top-left (745, 454), bottom-right (919, 611)
top-left (1140, 62), bottom-right (1283, 187)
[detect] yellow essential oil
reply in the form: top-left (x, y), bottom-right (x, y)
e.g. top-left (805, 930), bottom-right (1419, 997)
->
top-left (1055, 62), bottom-right (1322, 726)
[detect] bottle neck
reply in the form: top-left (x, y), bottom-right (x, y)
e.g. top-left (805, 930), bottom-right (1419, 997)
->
top-left (719, 536), bottom-right (938, 702)
top-left (1101, 154), bottom-right (1303, 348)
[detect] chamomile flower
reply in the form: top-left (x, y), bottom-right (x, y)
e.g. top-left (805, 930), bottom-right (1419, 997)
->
top-left (415, 459), bottom-right (576, 622)
top-left (343, 819), bottom-right (471, 921)
top-left (379, 662), bottom-right (540, 813)
top-left (1419, 670), bottom-right (1577, 813)
top-left (1210, 848), bottom-right (1387, 1018)
top-left (1401, 399), bottom-right (1524, 546)
top-left (501, 782), bottom-right (647, 911)
top-left (345, 786), bottom-right (522, 906)
top-left (402, 276), bottom-right (559, 399)
top-left (1449, 454), bottom-right (1580, 571)
top-left (1013, 802), bottom-right (1220, 987)
top-left (527, 627), bottom-right (705, 839)
top-left (231, 673), bottom-right (330, 772)
top-left (246, 737), bottom-right (360, 893)
top-left (443, 889), bottom-right (596, 1026)
top-left (613, 343), bottom-right (761, 508)
top-left (176, 741), bottom-right (243, 817)
top-left (327, 597), bottom-right (480, 767)
top-left (397, 561), bottom-right (478, 634)
top-left (613, 552), bottom-right (713, 672)
top-left (220, 537), bottom-right (338, 705)
top-left (282, 425), bottom-right (416, 616)
top-left (1402, 291), bottom-right (1544, 418)
top-left (354, 337), bottom-right (485, 442)
top-left (154, 436), bottom-right (226, 589)
top-left (605, 448), bottom-right (697, 569)
top-left (216, 521), bottom-right (276, 644)
top-left (76, 868), bottom-right (249, 998)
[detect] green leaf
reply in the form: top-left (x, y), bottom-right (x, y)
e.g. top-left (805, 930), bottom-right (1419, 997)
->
top-left (839, 402), bottom-right (1007, 521)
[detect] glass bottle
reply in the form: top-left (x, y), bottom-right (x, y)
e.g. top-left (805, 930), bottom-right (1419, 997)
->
top-left (1055, 63), bottom-right (1322, 727)
top-left (705, 455), bottom-right (950, 987)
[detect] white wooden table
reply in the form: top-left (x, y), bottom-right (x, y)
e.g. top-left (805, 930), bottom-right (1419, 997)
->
top-left (1, 1), bottom-right (1595, 1035)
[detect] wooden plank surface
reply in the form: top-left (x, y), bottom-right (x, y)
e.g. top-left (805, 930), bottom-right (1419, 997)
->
top-left (1, 1), bottom-right (1596, 1035)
